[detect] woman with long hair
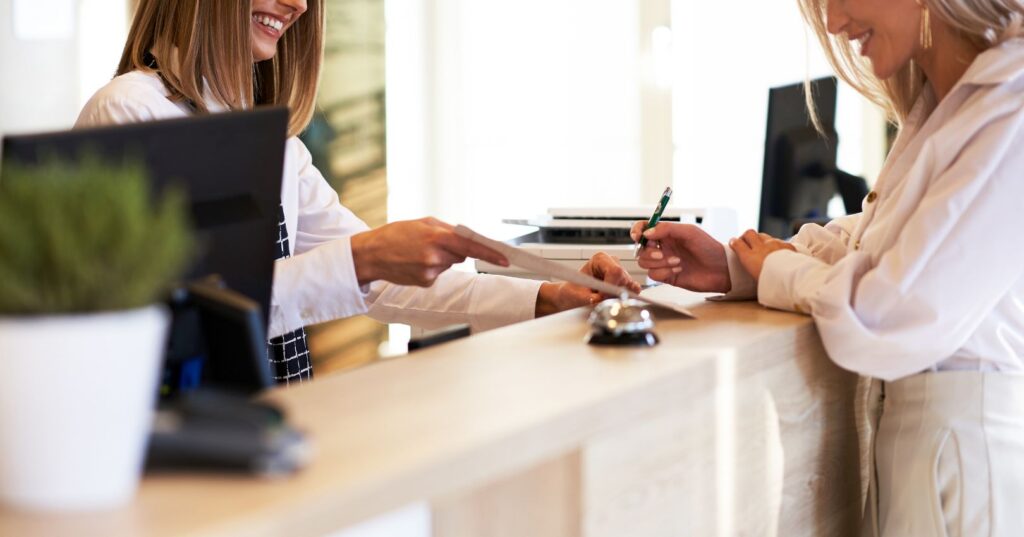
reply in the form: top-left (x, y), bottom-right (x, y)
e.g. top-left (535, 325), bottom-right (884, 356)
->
top-left (78, 0), bottom-right (638, 384)
top-left (634, 0), bottom-right (1024, 534)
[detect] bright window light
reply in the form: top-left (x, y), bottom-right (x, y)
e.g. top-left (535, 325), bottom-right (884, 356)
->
top-left (651, 25), bottom-right (674, 90)
top-left (78, 0), bottom-right (129, 110)
top-left (13, 0), bottom-right (76, 40)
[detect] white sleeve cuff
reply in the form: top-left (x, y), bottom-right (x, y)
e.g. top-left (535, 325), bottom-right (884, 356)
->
top-left (365, 271), bottom-right (542, 333)
top-left (791, 242), bottom-right (813, 256)
top-left (710, 245), bottom-right (757, 301)
top-left (467, 274), bottom-right (542, 332)
top-left (758, 249), bottom-right (830, 314)
top-left (267, 236), bottom-right (370, 338)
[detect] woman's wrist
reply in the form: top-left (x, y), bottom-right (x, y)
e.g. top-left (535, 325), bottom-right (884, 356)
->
top-left (350, 230), bottom-right (377, 286)
top-left (534, 282), bottom-right (560, 318)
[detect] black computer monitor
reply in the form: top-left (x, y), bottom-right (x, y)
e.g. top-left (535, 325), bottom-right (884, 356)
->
top-left (1, 108), bottom-right (288, 392)
top-left (759, 77), bottom-right (866, 238)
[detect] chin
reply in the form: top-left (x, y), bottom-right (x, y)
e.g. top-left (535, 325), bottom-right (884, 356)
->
top-left (869, 60), bottom-right (899, 80)
top-left (867, 50), bottom-right (913, 80)
top-left (250, 31), bottom-right (278, 62)
top-left (252, 44), bottom-right (277, 62)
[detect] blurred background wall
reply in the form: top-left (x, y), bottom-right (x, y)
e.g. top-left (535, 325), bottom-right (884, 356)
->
top-left (301, 0), bottom-right (389, 374)
top-left (0, 0), bottom-right (128, 135)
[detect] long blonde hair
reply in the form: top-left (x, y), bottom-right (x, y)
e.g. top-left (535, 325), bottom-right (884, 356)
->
top-left (118, 0), bottom-right (324, 137)
top-left (797, 0), bottom-right (1024, 126)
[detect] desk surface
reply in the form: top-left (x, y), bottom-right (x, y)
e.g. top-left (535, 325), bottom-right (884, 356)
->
top-left (0, 287), bottom-right (857, 536)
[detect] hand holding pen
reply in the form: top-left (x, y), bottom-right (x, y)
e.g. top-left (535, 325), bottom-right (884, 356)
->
top-left (634, 187), bottom-right (673, 258)
top-left (630, 194), bottom-right (733, 293)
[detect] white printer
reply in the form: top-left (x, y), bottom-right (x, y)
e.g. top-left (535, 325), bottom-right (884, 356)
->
top-left (475, 207), bottom-right (738, 280)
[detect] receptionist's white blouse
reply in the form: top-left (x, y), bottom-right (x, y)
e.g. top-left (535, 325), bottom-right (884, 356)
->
top-left (726, 38), bottom-right (1024, 381)
top-left (76, 70), bottom-right (542, 338)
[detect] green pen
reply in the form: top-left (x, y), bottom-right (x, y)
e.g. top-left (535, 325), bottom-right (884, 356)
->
top-left (635, 186), bottom-right (673, 258)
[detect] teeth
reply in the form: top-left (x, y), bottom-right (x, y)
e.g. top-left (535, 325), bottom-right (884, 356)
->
top-left (253, 14), bottom-right (284, 31)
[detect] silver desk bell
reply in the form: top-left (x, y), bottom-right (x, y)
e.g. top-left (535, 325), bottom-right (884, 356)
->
top-left (586, 294), bottom-right (659, 347)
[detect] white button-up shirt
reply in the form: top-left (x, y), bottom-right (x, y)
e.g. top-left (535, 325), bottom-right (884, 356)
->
top-left (76, 70), bottom-right (542, 338)
top-left (725, 38), bottom-right (1024, 381)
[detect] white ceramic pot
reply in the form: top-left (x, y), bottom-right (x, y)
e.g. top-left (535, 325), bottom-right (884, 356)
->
top-left (0, 305), bottom-right (169, 511)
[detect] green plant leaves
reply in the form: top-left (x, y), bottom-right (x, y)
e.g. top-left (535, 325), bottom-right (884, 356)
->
top-left (0, 156), bottom-right (194, 315)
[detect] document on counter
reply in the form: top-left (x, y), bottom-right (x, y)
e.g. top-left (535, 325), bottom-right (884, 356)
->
top-left (454, 225), bottom-right (696, 318)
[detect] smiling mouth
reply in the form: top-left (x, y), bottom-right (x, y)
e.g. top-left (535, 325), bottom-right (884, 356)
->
top-left (852, 30), bottom-right (874, 55)
top-left (252, 13), bottom-right (285, 37)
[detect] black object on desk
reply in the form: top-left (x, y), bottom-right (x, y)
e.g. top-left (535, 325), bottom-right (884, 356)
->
top-left (162, 276), bottom-right (274, 399)
top-left (408, 324), bottom-right (472, 352)
top-left (147, 389), bottom-right (311, 476)
top-left (152, 281), bottom-right (303, 475)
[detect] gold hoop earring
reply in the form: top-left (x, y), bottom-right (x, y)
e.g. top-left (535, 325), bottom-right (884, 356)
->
top-left (918, 0), bottom-right (934, 49)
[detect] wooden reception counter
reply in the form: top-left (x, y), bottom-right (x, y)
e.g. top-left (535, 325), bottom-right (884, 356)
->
top-left (0, 287), bottom-right (862, 536)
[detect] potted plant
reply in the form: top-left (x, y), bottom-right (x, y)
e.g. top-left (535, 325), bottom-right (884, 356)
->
top-left (0, 156), bottom-right (193, 511)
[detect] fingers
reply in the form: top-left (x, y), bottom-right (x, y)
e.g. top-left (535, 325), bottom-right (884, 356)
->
top-left (419, 266), bottom-right (444, 286)
top-left (572, 287), bottom-right (604, 307)
top-left (407, 249), bottom-right (463, 286)
top-left (637, 244), bottom-right (680, 270)
top-left (648, 267), bottom-right (682, 284)
top-left (638, 223), bottom-right (716, 260)
top-left (412, 218), bottom-right (509, 267)
top-left (739, 229), bottom-right (765, 249)
top-left (637, 251), bottom-right (681, 270)
top-left (630, 220), bottom-right (647, 242)
top-left (729, 236), bottom-right (752, 256)
top-left (568, 288), bottom-right (604, 310)
top-left (739, 229), bottom-right (797, 255)
top-left (364, 219), bottom-right (512, 287)
top-left (560, 283), bottom-right (603, 310)
top-left (433, 230), bottom-right (510, 267)
top-left (605, 265), bottom-right (643, 294)
top-left (728, 234), bottom-right (765, 281)
top-left (765, 237), bottom-right (797, 252)
top-left (642, 222), bottom-right (711, 242)
top-left (731, 230), bottom-right (764, 259)
top-left (584, 252), bottom-right (642, 293)
top-left (639, 221), bottom-right (678, 242)
top-left (421, 216), bottom-right (453, 230)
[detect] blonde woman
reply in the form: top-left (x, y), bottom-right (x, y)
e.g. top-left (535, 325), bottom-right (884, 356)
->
top-left (78, 0), bottom-right (638, 384)
top-left (634, 0), bottom-right (1024, 535)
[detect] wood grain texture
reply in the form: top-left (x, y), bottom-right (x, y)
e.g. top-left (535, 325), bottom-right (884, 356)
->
top-left (432, 452), bottom-right (581, 537)
top-left (579, 297), bottom-right (860, 537)
top-left (0, 288), bottom-right (861, 536)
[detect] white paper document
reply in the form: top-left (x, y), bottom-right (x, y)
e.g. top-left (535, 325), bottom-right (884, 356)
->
top-left (454, 225), bottom-right (696, 318)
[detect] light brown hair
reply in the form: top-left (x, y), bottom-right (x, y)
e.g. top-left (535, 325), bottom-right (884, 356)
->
top-left (797, 0), bottom-right (1024, 127)
top-left (118, 0), bottom-right (324, 137)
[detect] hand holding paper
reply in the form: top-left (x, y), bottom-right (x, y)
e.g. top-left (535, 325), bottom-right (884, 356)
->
top-left (454, 225), bottom-right (696, 318)
top-left (351, 218), bottom-right (510, 287)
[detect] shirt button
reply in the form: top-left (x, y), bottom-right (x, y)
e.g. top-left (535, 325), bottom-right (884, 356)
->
top-left (866, 191), bottom-right (878, 203)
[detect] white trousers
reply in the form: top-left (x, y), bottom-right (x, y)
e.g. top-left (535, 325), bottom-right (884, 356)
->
top-left (863, 372), bottom-right (1024, 537)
